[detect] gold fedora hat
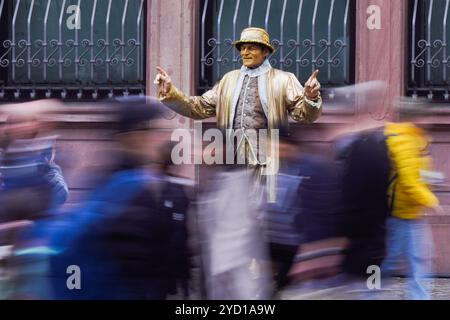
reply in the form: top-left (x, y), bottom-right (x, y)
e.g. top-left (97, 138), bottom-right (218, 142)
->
top-left (233, 27), bottom-right (275, 53)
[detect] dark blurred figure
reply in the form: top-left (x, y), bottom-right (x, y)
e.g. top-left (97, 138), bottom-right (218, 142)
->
top-left (276, 132), bottom-right (345, 289)
top-left (11, 97), bottom-right (191, 300)
top-left (263, 132), bottom-right (304, 290)
top-left (262, 128), bottom-right (345, 292)
top-left (157, 141), bottom-right (192, 298)
top-left (335, 127), bottom-right (392, 277)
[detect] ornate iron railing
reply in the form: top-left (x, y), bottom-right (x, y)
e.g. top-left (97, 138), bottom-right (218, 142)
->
top-left (0, 0), bottom-right (145, 101)
top-left (408, 0), bottom-right (450, 101)
top-left (199, 0), bottom-right (355, 97)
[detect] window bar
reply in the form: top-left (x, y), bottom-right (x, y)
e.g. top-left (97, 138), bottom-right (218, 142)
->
top-left (200, 0), bottom-right (209, 84)
top-left (327, 0), bottom-right (335, 82)
top-left (343, 0), bottom-right (349, 83)
top-left (12, 0), bottom-right (21, 82)
top-left (58, 0), bottom-right (66, 83)
top-left (0, 0), bottom-right (3, 25)
top-left (216, 0), bottom-right (225, 80)
top-left (0, 0), bottom-right (4, 74)
top-left (232, 0), bottom-right (240, 67)
top-left (0, 0), bottom-right (6, 97)
top-left (296, 0), bottom-right (304, 77)
top-left (137, 0), bottom-right (144, 82)
top-left (106, 0), bottom-right (112, 82)
top-left (121, 0), bottom-right (129, 82)
top-left (0, 0), bottom-right (3, 74)
top-left (0, 0), bottom-right (3, 23)
top-left (43, 0), bottom-right (51, 82)
top-left (427, 0), bottom-right (433, 88)
top-left (443, 0), bottom-right (449, 99)
top-left (411, 0), bottom-right (418, 97)
top-left (248, 0), bottom-right (255, 27)
top-left (264, 0), bottom-right (271, 32)
top-left (75, 0), bottom-right (81, 82)
top-left (27, 0), bottom-right (35, 82)
top-left (90, 0), bottom-right (98, 83)
top-left (312, 0), bottom-right (319, 73)
top-left (279, 0), bottom-right (287, 71)
top-left (311, 0), bottom-right (319, 72)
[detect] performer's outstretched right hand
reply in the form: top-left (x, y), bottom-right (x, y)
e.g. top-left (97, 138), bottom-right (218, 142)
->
top-left (154, 67), bottom-right (172, 96)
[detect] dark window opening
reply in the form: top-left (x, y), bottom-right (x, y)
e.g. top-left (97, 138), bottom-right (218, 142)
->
top-left (198, 0), bottom-right (356, 101)
top-left (0, 0), bottom-right (146, 102)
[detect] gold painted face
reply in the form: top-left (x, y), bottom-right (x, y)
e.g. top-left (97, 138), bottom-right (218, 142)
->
top-left (240, 43), bottom-right (269, 69)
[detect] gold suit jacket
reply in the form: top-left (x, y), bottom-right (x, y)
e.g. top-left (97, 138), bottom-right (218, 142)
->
top-left (159, 68), bottom-right (322, 129)
top-left (159, 67), bottom-right (323, 202)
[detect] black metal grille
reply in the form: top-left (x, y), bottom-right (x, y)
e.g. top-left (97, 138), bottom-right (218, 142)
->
top-left (408, 0), bottom-right (450, 101)
top-left (0, 0), bottom-right (146, 101)
top-left (199, 0), bottom-right (355, 97)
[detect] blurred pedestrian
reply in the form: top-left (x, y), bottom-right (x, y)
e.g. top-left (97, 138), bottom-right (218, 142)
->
top-left (263, 132), bottom-right (304, 291)
top-left (381, 120), bottom-right (440, 300)
top-left (0, 106), bottom-right (69, 300)
top-left (282, 133), bottom-right (346, 291)
top-left (11, 97), bottom-right (191, 300)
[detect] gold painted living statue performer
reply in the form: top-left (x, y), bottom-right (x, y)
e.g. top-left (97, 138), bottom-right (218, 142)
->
top-left (154, 27), bottom-right (322, 201)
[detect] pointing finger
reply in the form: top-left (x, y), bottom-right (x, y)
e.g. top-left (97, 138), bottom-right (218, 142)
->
top-left (310, 69), bottom-right (320, 80)
top-left (156, 66), bottom-right (168, 77)
top-left (307, 70), bottom-right (319, 84)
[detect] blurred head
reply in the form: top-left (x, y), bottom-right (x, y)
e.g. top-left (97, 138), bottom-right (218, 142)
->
top-left (114, 129), bottom-right (171, 168)
top-left (112, 96), bottom-right (172, 169)
top-left (392, 96), bottom-right (436, 130)
top-left (1, 113), bottom-right (41, 150)
top-left (330, 81), bottom-right (390, 131)
top-left (4, 113), bottom-right (40, 140)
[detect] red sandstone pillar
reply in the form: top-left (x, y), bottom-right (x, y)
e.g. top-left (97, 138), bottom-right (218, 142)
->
top-left (355, 0), bottom-right (408, 123)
